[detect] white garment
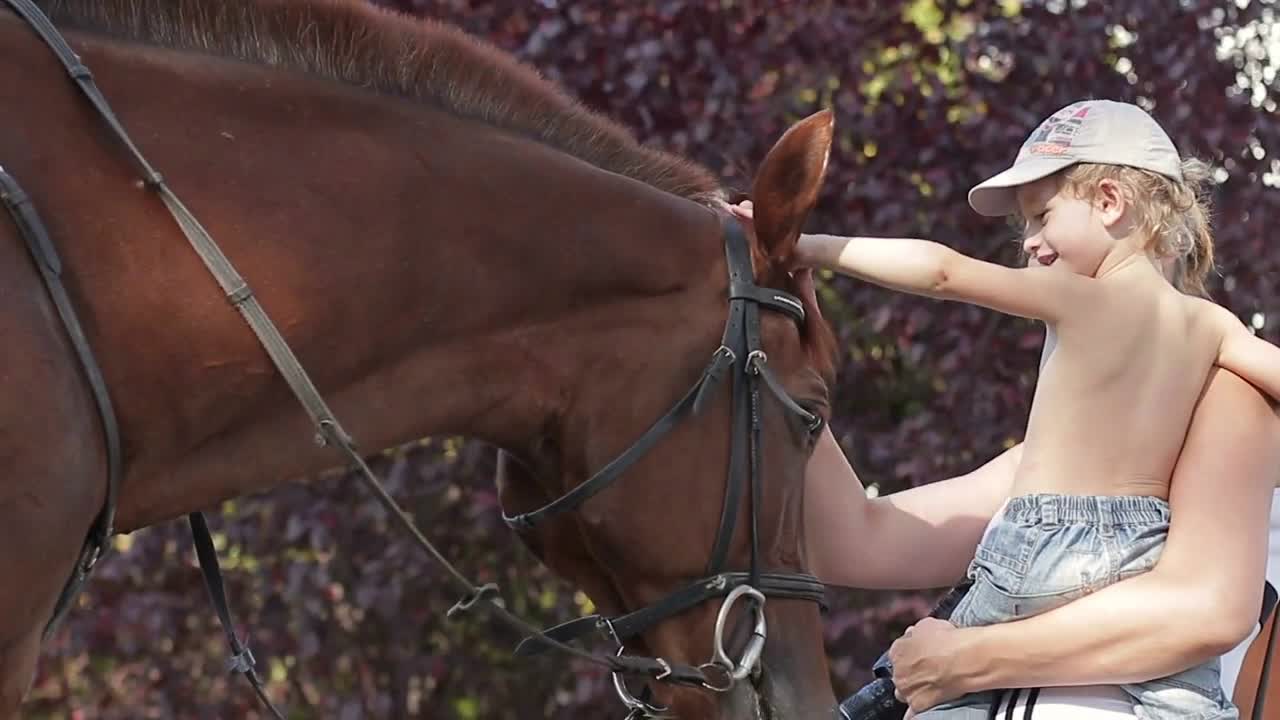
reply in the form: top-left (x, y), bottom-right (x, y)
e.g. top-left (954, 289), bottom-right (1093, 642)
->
top-left (1220, 488), bottom-right (1280, 696)
top-left (994, 686), bottom-right (1136, 718)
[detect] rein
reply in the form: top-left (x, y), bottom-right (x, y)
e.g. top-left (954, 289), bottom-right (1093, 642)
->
top-left (3, 1), bottom-right (828, 716)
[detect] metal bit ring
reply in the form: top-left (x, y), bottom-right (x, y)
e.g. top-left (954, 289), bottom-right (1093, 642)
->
top-left (711, 584), bottom-right (767, 683)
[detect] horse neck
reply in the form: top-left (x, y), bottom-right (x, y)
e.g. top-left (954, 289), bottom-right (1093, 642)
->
top-left (1, 22), bottom-right (729, 528)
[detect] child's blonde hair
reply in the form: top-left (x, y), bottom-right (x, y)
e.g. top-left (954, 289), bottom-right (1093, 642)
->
top-left (1059, 158), bottom-right (1216, 297)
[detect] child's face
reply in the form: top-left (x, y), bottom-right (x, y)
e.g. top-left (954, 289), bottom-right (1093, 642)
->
top-left (1014, 175), bottom-right (1116, 277)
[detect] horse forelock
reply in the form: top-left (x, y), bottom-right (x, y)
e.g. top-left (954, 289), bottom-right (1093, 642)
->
top-left (32, 0), bottom-right (725, 206)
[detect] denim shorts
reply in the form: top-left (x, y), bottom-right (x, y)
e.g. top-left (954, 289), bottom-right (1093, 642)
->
top-left (920, 494), bottom-right (1236, 720)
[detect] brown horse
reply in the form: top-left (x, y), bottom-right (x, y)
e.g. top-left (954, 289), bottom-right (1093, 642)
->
top-left (0, 0), bottom-right (841, 717)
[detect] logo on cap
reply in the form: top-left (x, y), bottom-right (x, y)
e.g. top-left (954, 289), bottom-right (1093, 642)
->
top-left (1022, 104), bottom-right (1092, 158)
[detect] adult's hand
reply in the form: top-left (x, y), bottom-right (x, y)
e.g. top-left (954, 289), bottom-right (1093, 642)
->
top-left (889, 618), bottom-right (974, 712)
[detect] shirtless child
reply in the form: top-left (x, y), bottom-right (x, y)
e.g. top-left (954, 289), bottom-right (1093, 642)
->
top-left (737, 100), bottom-right (1280, 720)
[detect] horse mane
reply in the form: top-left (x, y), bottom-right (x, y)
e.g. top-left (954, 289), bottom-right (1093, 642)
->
top-left (34, 0), bottom-right (725, 205)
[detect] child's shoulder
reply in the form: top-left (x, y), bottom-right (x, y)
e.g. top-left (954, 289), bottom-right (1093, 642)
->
top-left (1181, 294), bottom-right (1244, 337)
top-left (1182, 293), bottom-right (1230, 317)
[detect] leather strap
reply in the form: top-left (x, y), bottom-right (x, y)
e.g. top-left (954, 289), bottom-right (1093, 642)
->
top-left (189, 513), bottom-right (287, 720)
top-left (502, 345), bottom-right (736, 530)
top-left (706, 221), bottom-right (755, 576)
top-left (0, 166), bottom-right (123, 641)
top-left (730, 284), bottom-right (805, 323)
top-left (757, 362), bottom-right (822, 432)
top-left (514, 571), bottom-right (827, 657)
top-left (706, 296), bottom-right (749, 575)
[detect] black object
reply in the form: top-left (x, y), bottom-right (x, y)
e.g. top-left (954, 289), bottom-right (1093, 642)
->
top-left (839, 581), bottom-right (973, 720)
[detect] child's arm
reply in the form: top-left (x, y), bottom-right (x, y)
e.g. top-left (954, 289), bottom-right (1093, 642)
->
top-left (798, 233), bottom-right (1096, 323)
top-left (1214, 305), bottom-right (1280, 402)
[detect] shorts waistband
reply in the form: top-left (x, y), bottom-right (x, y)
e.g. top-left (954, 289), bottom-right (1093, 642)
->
top-left (1001, 493), bottom-right (1171, 526)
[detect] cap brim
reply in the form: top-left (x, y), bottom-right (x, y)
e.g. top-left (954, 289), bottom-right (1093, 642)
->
top-left (967, 156), bottom-right (1078, 217)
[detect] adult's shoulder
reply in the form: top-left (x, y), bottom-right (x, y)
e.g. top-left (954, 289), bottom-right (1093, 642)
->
top-left (1196, 367), bottom-right (1279, 419)
top-left (1181, 367), bottom-right (1280, 487)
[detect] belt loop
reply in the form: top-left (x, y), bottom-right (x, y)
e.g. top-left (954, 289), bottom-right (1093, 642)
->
top-left (1099, 497), bottom-right (1116, 538)
top-left (1040, 497), bottom-right (1059, 528)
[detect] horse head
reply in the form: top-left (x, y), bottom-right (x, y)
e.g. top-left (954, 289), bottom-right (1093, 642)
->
top-left (499, 111), bottom-right (840, 719)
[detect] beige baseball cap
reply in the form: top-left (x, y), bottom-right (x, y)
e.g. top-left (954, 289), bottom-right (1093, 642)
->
top-left (968, 100), bottom-right (1184, 217)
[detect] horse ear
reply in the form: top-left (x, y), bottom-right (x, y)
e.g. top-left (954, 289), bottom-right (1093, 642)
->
top-left (748, 109), bottom-right (834, 265)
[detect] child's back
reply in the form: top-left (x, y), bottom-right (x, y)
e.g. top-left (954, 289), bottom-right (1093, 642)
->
top-left (1019, 260), bottom-right (1224, 500)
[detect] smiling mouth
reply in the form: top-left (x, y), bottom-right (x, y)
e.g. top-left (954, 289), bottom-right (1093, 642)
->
top-left (1036, 253), bottom-right (1058, 266)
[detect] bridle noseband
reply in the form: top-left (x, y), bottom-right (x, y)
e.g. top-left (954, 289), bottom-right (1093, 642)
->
top-left (4, 2), bottom-right (827, 718)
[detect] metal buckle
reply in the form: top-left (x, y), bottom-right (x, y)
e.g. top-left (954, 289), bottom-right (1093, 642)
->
top-left (80, 543), bottom-right (103, 574)
top-left (600, 617), bottom-right (623, 645)
top-left (611, 646), bottom-right (676, 718)
top-left (226, 646), bottom-right (256, 675)
top-left (711, 585), bottom-right (767, 683)
top-left (694, 661), bottom-right (735, 693)
top-left (446, 583), bottom-right (499, 619)
top-left (745, 350), bottom-right (767, 375)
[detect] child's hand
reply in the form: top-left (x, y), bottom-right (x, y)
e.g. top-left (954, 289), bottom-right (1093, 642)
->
top-left (730, 200), bottom-right (821, 272)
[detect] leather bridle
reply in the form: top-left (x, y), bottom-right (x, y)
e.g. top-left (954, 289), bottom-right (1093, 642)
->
top-left (3, 1), bottom-right (828, 717)
top-left (502, 220), bottom-right (829, 715)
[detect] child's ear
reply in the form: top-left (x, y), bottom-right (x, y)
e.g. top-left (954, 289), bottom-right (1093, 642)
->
top-left (1096, 178), bottom-right (1127, 227)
